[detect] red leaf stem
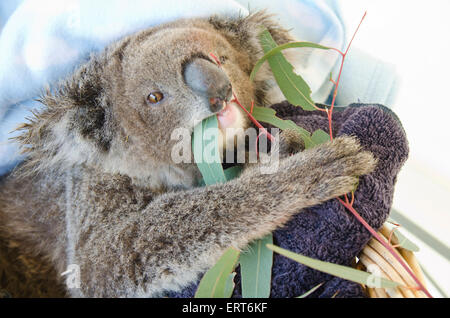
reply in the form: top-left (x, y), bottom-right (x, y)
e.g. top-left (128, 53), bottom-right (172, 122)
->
top-left (338, 198), bottom-right (433, 298)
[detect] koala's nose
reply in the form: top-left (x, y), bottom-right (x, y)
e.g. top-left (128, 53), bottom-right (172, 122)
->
top-left (183, 58), bottom-right (232, 113)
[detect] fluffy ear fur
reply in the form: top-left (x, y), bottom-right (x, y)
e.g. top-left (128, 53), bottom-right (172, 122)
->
top-left (208, 11), bottom-right (294, 63)
top-left (208, 11), bottom-right (296, 106)
top-left (14, 54), bottom-right (116, 177)
top-left (66, 58), bottom-right (115, 153)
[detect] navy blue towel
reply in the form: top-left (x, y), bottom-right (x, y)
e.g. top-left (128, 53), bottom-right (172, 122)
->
top-left (169, 102), bottom-right (409, 298)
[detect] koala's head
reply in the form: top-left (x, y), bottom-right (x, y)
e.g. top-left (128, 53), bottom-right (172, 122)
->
top-left (18, 12), bottom-right (294, 188)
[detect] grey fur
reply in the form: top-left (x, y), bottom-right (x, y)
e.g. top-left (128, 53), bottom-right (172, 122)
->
top-left (0, 12), bottom-right (376, 297)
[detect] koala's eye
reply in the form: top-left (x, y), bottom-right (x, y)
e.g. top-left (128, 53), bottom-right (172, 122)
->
top-left (146, 92), bottom-right (164, 105)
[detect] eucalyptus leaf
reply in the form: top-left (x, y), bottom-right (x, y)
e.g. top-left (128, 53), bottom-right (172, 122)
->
top-left (311, 129), bottom-right (331, 145)
top-left (192, 117), bottom-right (243, 298)
top-left (296, 283), bottom-right (324, 298)
top-left (223, 166), bottom-right (243, 181)
top-left (251, 107), bottom-right (332, 149)
top-left (250, 106), bottom-right (315, 149)
top-left (251, 41), bottom-right (332, 81)
top-left (391, 227), bottom-right (420, 252)
top-left (194, 247), bottom-right (240, 298)
top-left (198, 166), bottom-right (244, 187)
top-left (267, 244), bottom-right (400, 289)
top-left (258, 30), bottom-right (316, 111)
top-left (239, 234), bottom-right (274, 298)
top-left (192, 116), bottom-right (226, 185)
top-left (224, 272), bottom-right (237, 298)
top-left (390, 209), bottom-right (450, 259)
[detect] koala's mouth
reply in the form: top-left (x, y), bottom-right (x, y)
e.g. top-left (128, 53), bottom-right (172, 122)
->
top-left (217, 101), bottom-right (240, 130)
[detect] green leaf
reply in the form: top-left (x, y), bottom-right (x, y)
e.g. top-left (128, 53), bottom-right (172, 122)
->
top-left (223, 166), bottom-right (243, 181)
top-left (296, 282), bottom-right (324, 298)
top-left (258, 30), bottom-right (316, 111)
top-left (192, 116), bottom-right (226, 185)
top-left (250, 106), bottom-right (315, 149)
top-left (194, 247), bottom-right (240, 298)
top-left (239, 234), bottom-right (274, 298)
top-left (392, 227), bottom-right (420, 253)
top-left (390, 209), bottom-right (450, 260)
top-left (267, 244), bottom-right (400, 289)
top-left (251, 107), bottom-right (332, 149)
top-left (311, 129), bottom-right (331, 145)
top-left (198, 166), bottom-right (243, 187)
top-left (224, 272), bottom-right (237, 298)
top-left (193, 118), bottom-right (243, 298)
top-left (251, 41), bottom-right (332, 81)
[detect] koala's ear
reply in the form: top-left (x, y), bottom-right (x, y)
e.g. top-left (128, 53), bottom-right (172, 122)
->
top-left (243, 11), bottom-right (294, 46)
top-left (208, 11), bottom-right (296, 106)
top-left (64, 58), bottom-right (115, 153)
top-left (208, 10), bottom-right (294, 59)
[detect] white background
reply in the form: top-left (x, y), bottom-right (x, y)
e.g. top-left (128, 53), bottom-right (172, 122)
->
top-left (339, 0), bottom-right (450, 297)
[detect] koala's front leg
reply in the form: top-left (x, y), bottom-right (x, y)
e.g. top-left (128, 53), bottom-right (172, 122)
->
top-left (70, 136), bottom-right (375, 297)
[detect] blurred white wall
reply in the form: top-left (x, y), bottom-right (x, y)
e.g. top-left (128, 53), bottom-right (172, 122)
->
top-left (339, 0), bottom-right (450, 297)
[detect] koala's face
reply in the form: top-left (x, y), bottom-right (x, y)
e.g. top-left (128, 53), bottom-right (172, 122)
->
top-left (102, 20), bottom-right (259, 183)
top-left (116, 25), bottom-right (254, 131)
top-left (33, 15), bottom-right (290, 188)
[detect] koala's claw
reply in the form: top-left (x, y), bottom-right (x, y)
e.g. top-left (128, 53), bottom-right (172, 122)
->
top-left (275, 128), bottom-right (305, 158)
top-left (339, 150), bottom-right (377, 177)
top-left (280, 136), bottom-right (377, 203)
top-left (312, 137), bottom-right (377, 201)
top-left (317, 176), bottom-right (360, 202)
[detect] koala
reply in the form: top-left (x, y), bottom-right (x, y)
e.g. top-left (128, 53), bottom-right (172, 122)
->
top-left (0, 12), bottom-right (376, 297)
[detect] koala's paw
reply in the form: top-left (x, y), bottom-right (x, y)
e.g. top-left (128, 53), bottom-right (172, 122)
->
top-left (289, 136), bottom-right (377, 203)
